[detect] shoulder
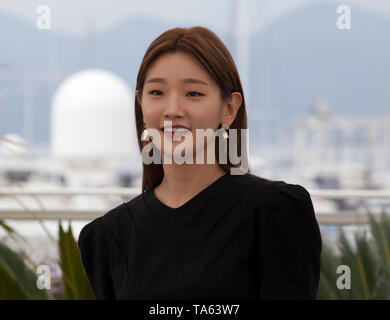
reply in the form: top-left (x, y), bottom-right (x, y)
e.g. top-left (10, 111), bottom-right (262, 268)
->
top-left (126, 192), bottom-right (146, 211)
top-left (262, 179), bottom-right (312, 207)
top-left (77, 216), bottom-right (102, 252)
top-left (228, 173), bottom-right (312, 208)
top-left (245, 176), bottom-right (317, 234)
top-left (231, 174), bottom-right (316, 230)
top-left (78, 201), bottom-right (130, 248)
top-left (227, 172), bottom-right (272, 193)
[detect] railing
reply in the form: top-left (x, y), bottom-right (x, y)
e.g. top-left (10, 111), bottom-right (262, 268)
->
top-left (0, 187), bottom-right (389, 225)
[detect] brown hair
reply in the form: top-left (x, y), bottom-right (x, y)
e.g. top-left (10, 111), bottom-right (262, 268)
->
top-left (134, 26), bottom-right (263, 192)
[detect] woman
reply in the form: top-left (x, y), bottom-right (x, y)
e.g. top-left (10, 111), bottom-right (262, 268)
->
top-left (78, 26), bottom-right (322, 300)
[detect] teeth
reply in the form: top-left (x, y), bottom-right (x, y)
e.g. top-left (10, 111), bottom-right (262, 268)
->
top-left (164, 127), bottom-right (189, 132)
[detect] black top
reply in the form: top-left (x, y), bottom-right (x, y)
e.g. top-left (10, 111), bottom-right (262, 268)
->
top-left (77, 173), bottom-right (322, 300)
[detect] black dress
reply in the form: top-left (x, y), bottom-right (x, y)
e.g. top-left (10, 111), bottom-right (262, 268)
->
top-left (77, 172), bottom-right (322, 300)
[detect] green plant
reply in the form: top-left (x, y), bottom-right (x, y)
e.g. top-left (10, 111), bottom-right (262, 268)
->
top-left (0, 242), bottom-right (52, 300)
top-left (58, 220), bottom-right (95, 300)
top-left (318, 209), bottom-right (390, 299)
top-left (0, 218), bottom-right (95, 299)
top-left (0, 134), bottom-right (92, 299)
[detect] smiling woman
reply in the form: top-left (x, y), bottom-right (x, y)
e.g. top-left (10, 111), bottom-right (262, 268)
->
top-left (78, 25), bottom-right (322, 300)
top-left (136, 51), bottom-right (244, 175)
top-left (134, 27), bottom-right (248, 190)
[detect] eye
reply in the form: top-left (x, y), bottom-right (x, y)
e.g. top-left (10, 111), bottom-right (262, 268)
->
top-left (187, 91), bottom-right (203, 97)
top-left (148, 90), bottom-right (203, 97)
top-left (149, 90), bottom-right (162, 95)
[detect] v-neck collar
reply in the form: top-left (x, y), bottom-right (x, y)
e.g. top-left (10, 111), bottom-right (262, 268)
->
top-left (144, 172), bottom-right (231, 214)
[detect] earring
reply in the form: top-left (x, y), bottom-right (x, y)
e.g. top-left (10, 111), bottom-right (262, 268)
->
top-left (222, 123), bottom-right (229, 139)
top-left (221, 123), bottom-right (229, 154)
top-left (141, 122), bottom-right (150, 142)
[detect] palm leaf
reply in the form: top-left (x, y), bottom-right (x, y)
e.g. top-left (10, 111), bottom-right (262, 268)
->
top-left (0, 242), bottom-right (52, 299)
top-left (354, 228), bottom-right (377, 299)
top-left (58, 220), bottom-right (95, 300)
top-left (337, 227), bottom-right (366, 299)
top-left (0, 262), bottom-right (28, 299)
top-left (0, 219), bottom-right (28, 245)
top-left (366, 210), bottom-right (390, 298)
top-left (317, 240), bottom-right (343, 299)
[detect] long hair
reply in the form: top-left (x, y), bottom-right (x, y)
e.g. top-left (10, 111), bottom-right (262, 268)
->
top-left (134, 26), bottom-right (263, 192)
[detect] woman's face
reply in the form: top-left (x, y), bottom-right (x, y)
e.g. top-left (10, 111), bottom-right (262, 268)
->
top-left (137, 51), bottom-right (241, 162)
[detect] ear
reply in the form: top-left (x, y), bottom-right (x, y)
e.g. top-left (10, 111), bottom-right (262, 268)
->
top-left (221, 92), bottom-right (242, 125)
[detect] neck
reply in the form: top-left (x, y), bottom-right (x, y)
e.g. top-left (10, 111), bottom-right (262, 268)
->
top-left (157, 162), bottom-right (227, 204)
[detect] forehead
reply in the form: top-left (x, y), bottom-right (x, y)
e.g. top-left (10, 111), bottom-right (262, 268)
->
top-left (144, 52), bottom-right (215, 85)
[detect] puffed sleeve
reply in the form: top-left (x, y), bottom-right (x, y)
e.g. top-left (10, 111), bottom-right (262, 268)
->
top-left (256, 182), bottom-right (322, 299)
top-left (77, 217), bottom-right (116, 299)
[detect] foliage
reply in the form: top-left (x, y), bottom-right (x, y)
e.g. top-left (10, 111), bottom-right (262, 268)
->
top-left (0, 219), bottom-right (94, 300)
top-left (58, 220), bottom-right (95, 300)
top-left (318, 210), bottom-right (390, 299)
top-left (0, 242), bottom-right (52, 300)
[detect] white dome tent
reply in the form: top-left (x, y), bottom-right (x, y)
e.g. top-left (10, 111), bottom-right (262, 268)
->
top-left (50, 69), bottom-right (141, 187)
top-left (51, 68), bottom-right (137, 162)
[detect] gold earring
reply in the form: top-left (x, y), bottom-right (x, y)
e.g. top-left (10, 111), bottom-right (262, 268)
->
top-left (221, 123), bottom-right (229, 154)
top-left (222, 124), bottom-right (229, 139)
top-left (141, 122), bottom-right (150, 142)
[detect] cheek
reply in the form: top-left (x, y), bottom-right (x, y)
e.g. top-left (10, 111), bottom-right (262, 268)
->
top-left (195, 118), bottom-right (220, 133)
top-left (191, 106), bottom-right (221, 129)
top-left (142, 107), bottom-right (161, 126)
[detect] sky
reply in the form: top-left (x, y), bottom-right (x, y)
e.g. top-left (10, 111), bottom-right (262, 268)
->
top-left (0, 0), bottom-right (389, 36)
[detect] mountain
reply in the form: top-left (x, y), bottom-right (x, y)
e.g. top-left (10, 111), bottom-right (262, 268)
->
top-left (0, 2), bottom-right (389, 148)
top-left (250, 2), bottom-right (390, 117)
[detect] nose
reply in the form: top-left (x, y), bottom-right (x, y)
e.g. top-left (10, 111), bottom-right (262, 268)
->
top-left (163, 93), bottom-right (185, 119)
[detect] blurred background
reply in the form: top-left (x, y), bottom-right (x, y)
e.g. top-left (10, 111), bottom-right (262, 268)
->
top-left (0, 0), bottom-right (390, 299)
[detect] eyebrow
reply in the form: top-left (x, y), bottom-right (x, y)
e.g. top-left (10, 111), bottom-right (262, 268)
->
top-left (145, 77), bottom-right (209, 86)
